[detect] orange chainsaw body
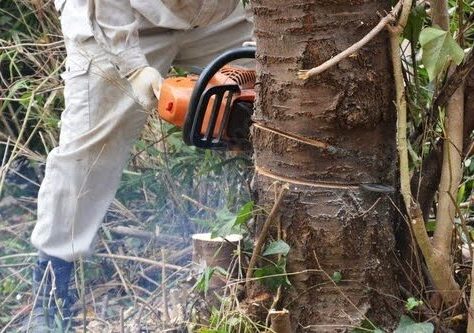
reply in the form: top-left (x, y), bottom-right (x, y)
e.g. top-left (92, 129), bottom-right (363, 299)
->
top-left (157, 66), bottom-right (255, 140)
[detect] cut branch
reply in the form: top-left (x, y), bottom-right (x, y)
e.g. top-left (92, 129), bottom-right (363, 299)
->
top-left (94, 253), bottom-right (189, 272)
top-left (109, 226), bottom-right (183, 243)
top-left (245, 185), bottom-right (288, 293)
top-left (297, 1), bottom-right (402, 80)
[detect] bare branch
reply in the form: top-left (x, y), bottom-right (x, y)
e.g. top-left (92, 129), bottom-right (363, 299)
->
top-left (297, 1), bottom-right (402, 80)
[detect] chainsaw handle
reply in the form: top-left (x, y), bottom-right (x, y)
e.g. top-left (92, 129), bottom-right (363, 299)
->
top-left (183, 46), bottom-right (256, 146)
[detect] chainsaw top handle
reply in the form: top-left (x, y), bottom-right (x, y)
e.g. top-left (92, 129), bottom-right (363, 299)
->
top-left (182, 46), bottom-right (256, 146)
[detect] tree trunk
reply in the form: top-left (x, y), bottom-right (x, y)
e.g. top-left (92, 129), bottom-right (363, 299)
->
top-left (250, 0), bottom-right (400, 331)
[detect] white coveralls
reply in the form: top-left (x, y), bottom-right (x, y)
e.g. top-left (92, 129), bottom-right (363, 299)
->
top-left (31, 0), bottom-right (253, 262)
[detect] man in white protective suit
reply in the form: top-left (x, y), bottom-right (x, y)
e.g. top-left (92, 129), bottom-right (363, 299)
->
top-left (28, 0), bottom-right (252, 330)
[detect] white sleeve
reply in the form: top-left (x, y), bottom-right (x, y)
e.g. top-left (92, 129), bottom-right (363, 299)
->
top-left (89, 0), bottom-right (149, 77)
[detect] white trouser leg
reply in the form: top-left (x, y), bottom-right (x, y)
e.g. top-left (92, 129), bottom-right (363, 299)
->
top-left (31, 41), bottom-right (175, 262)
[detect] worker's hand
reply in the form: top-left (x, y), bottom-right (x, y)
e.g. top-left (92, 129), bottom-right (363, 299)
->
top-left (128, 66), bottom-right (163, 110)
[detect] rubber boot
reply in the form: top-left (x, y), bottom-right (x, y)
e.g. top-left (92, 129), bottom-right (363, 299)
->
top-left (26, 255), bottom-right (74, 332)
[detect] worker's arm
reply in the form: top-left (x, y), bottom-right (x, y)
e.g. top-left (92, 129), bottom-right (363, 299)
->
top-left (90, 0), bottom-right (162, 109)
top-left (90, 0), bottom-right (148, 78)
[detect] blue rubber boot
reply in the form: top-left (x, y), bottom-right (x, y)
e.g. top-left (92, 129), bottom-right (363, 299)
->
top-left (26, 255), bottom-right (74, 332)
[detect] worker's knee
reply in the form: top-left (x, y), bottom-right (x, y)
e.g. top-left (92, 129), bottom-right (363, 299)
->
top-left (59, 44), bottom-right (146, 148)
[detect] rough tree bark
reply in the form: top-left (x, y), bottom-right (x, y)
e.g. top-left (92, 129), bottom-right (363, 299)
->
top-left (249, 0), bottom-right (400, 331)
top-left (465, 71), bottom-right (474, 154)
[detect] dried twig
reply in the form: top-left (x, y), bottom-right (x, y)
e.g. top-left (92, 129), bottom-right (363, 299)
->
top-left (95, 253), bottom-right (189, 272)
top-left (245, 184), bottom-right (288, 293)
top-left (142, 246), bottom-right (192, 277)
top-left (0, 41), bottom-right (64, 50)
top-left (101, 238), bottom-right (133, 296)
top-left (161, 249), bottom-right (170, 324)
top-left (181, 194), bottom-right (216, 212)
top-left (120, 307), bottom-right (125, 333)
top-left (109, 226), bottom-right (183, 244)
top-left (297, 1), bottom-right (402, 80)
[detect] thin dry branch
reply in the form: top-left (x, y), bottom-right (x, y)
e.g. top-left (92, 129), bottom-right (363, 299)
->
top-left (245, 184), bottom-right (288, 293)
top-left (94, 253), bottom-right (189, 272)
top-left (297, 1), bottom-right (402, 80)
top-left (101, 239), bottom-right (133, 296)
top-left (161, 249), bottom-right (170, 323)
top-left (109, 226), bottom-right (183, 244)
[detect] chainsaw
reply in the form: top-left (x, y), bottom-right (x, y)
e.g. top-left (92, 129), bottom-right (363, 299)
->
top-left (156, 47), bottom-right (256, 150)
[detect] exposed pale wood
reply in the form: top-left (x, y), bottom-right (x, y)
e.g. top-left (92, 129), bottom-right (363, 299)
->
top-left (269, 309), bottom-right (293, 333)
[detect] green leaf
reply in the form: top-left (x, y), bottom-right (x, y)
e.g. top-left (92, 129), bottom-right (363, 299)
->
top-left (331, 271), bottom-right (342, 284)
top-left (235, 201), bottom-right (254, 226)
top-left (351, 319), bottom-right (384, 332)
top-left (211, 208), bottom-right (238, 238)
top-left (263, 240), bottom-right (290, 256)
top-left (405, 297), bottom-right (423, 311)
top-left (394, 315), bottom-right (434, 333)
top-left (457, 183), bottom-right (466, 204)
top-left (426, 219), bottom-right (436, 232)
top-left (193, 267), bottom-right (215, 296)
top-left (211, 202), bottom-right (254, 238)
top-left (419, 27), bottom-right (464, 81)
top-left (254, 258), bottom-right (291, 291)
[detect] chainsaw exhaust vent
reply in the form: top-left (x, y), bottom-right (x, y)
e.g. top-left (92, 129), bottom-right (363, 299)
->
top-left (220, 66), bottom-right (256, 89)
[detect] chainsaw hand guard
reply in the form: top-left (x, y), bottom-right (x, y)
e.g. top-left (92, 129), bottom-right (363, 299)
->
top-left (183, 47), bottom-right (256, 149)
top-left (190, 84), bottom-right (240, 149)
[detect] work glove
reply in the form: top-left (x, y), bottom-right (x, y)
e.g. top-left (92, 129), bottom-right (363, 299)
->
top-left (128, 66), bottom-right (163, 110)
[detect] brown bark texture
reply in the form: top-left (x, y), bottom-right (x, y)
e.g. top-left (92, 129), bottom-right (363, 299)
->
top-left (250, 0), bottom-right (399, 331)
top-left (465, 70), bottom-right (474, 153)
